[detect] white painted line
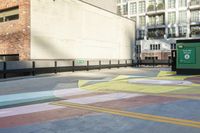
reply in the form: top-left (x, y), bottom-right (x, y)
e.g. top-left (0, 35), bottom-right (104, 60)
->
top-left (65, 93), bottom-right (144, 104)
top-left (128, 79), bottom-right (193, 85)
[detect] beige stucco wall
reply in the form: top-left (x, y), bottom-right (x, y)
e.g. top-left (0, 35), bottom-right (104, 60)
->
top-left (82, 0), bottom-right (117, 13)
top-left (30, 0), bottom-right (135, 60)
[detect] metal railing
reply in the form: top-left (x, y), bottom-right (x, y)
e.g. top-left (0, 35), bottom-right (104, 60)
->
top-left (0, 59), bottom-right (172, 79)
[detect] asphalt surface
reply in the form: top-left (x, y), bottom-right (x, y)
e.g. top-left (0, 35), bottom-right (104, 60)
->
top-left (1, 67), bottom-right (200, 133)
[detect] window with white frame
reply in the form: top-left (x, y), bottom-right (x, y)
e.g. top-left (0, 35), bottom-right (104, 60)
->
top-left (149, 16), bottom-right (156, 26)
top-left (168, 0), bottom-right (176, 9)
top-left (168, 27), bottom-right (176, 37)
top-left (130, 2), bottom-right (137, 15)
top-left (171, 43), bottom-right (176, 50)
top-left (179, 11), bottom-right (187, 23)
top-left (158, 15), bottom-right (164, 25)
top-left (168, 12), bottom-right (176, 24)
top-left (150, 44), bottom-right (161, 50)
top-left (139, 1), bottom-right (145, 13)
top-left (139, 16), bottom-right (146, 26)
top-left (139, 30), bottom-right (145, 39)
top-left (122, 4), bottom-right (128, 15)
top-left (179, 0), bottom-right (187, 7)
top-left (148, 0), bottom-right (156, 5)
top-left (179, 26), bottom-right (187, 37)
top-left (117, 0), bottom-right (121, 4)
top-left (117, 6), bottom-right (121, 15)
top-left (191, 10), bottom-right (200, 22)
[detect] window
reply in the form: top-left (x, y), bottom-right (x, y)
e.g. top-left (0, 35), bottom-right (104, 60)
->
top-left (153, 45), bottom-right (156, 50)
top-left (139, 1), bottom-right (145, 13)
top-left (168, 12), bottom-right (176, 24)
top-left (150, 44), bottom-right (161, 50)
top-left (149, 16), bottom-right (156, 26)
top-left (168, 27), bottom-right (176, 37)
top-left (149, 0), bottom-right (156, 5)
top-left (0, 6), bottom-right (19, 23)
top-left (191, 26), bottom-right (200, 36)
top-left (117, 6), bottom-right (121, 15)
top-left (150, 44), bottom-right (153, 50)
top-left (179, 0), bottom-right (187, 7)
top-left (139, 16), bottom-right (145, 26)
top-left (190, 0), bottom-right (200, 6)
top-left (130, 2), bottom-right (137, 15)
top-left (191, 10), bottom-right (200, 23)
top-left (117, 0), bottom-right (121, 4)
top-left (136, 45), bottom-right (141, 53)
top-left (122, 4), bottom-right (128, 15)
top-left (171, 43), bottom-right (176, 50)
top-left (158, 15), bottom-right (164, 25)
top-left (179, 26), bottom-right (187, 37)
top-left (139, 30), bottom-right (145, 39)
top-left (5, 14), bottom-right (19, 21)
top-left (158, 44), bottom-right (161, 50)
top-left (179, 11), bottom-right (187, 23)
top-left (0, 17), bottom-right (3, 22)
top-left (168, 0), bottom-right (176, 9)
top-left (145, 57), bottom-right (158, 60)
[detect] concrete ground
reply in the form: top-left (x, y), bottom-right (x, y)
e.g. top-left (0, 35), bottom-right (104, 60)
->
top-left (0, 67), bottom-right (200, 133)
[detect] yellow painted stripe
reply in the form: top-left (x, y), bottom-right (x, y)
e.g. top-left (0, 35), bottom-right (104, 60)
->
top-left (51, 101), bottom-right (200, 129)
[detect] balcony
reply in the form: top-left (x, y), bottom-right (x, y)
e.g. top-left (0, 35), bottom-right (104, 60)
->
top-left (189, 0), bottom-right (200, 10)
top-left (190, 27), bottom-right (200, 37)
top-left (147, 22), bottom-right (165, 28)
top-left (179, 33), bottom-right (187, 38)
top-left (147, 3), bottom-right (165, 15)
top-left (168, 34), bottom-right (176, 38)
top-left (148, 29), bottom-right (165, 39)
top-left (190, 19), bottom-right (200, 26)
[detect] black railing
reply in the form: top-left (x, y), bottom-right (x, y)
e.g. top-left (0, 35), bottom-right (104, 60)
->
top-left (0, 59), bottom-right (172, 79)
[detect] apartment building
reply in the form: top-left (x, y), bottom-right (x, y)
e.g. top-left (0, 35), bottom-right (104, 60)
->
top-left (0, 0), bottom-right (135, 61)
top-left (117, 0), bottom-right (200, 60)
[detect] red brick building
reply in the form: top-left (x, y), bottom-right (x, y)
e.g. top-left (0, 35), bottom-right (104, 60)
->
top-left (0, 0), bottom-right (30, 60)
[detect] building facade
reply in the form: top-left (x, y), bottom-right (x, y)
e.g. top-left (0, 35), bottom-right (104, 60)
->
top-left (0, 0), bottom-right (135, 61)
top-left (82, 0), bottom-right (117, 13)
top-left (117, 0), bottom-right (200, 60)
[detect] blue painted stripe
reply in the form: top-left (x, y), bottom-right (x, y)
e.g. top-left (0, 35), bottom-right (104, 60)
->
top-left (0, 91), bottom-right (55, 107)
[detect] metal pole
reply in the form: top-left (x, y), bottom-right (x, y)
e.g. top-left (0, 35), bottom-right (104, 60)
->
top-left (3, 62), bottom-right (6, 79)
top-left (87, 60), bottom-right (89, 71)
top-left (54, 61), bottom-right (57, 74)
top-left (32, 61), bottom-right (35, 76)
top-left (72, 60), bottom-right (75, 72)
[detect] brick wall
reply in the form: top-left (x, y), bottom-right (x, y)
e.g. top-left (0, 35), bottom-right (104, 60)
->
top-left (0, 0), bottom-right (30, 60)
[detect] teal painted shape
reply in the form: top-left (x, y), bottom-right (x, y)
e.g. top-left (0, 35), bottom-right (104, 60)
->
top-left (0, 91), bottom-right (55, 107)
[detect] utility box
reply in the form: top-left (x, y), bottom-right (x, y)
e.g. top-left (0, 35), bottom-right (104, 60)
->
top-left (176, 39), bottom-right (200, 75)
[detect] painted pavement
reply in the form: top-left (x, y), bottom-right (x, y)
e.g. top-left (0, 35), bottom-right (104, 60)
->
top-left (0, 70), bottom-right (200, 133)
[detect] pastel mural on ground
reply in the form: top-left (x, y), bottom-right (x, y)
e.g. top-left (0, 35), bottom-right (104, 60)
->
top-left (78, 71), bottom-right (200, 97)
